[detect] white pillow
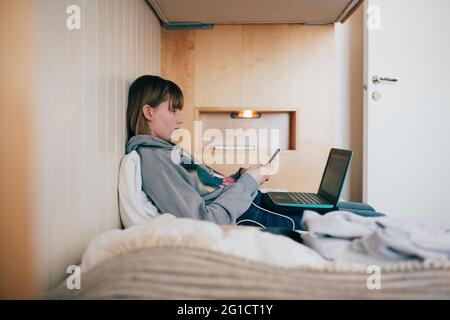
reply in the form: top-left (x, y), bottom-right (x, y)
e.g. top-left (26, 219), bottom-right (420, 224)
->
top-left (118, 151), bottom-right (161, 228)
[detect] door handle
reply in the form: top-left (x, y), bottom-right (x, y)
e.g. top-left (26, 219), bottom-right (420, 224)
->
top-left (372, 75), bottom-right (398, 84)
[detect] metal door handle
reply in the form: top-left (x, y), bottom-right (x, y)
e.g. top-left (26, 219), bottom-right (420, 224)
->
top-left (372, 75), bottom-right (398, 84)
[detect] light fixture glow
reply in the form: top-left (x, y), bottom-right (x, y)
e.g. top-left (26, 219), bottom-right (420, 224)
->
top-left (230, 110), bottom-right (261, 119)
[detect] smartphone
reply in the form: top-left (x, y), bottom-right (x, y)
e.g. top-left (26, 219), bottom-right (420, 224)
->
top-left (267, 148), bottom-right (281, 164)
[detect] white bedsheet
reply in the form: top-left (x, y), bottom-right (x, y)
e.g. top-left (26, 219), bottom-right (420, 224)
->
top-left (80, 214), bottom-right (328, 272)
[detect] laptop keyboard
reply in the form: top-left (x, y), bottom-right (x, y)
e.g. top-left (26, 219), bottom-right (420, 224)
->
top-left (287, 192), bottom-right (328, 205)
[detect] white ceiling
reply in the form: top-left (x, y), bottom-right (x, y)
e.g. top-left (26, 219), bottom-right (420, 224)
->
top-left (146, 0), bottom-right (364, 27)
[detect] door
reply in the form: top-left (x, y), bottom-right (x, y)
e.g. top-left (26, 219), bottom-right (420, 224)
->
top-left (363, 0), bottom-right (450, 225)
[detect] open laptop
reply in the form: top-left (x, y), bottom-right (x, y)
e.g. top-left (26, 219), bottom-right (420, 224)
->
top-left (267, 148), bottom-right (352, 209)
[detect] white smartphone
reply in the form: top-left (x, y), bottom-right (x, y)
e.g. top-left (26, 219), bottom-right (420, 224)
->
top-left (267, 148), bottom-right (281, 164)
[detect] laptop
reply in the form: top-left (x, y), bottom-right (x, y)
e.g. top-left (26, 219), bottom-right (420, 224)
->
top-left (267, 148), bottom-right (352, 209)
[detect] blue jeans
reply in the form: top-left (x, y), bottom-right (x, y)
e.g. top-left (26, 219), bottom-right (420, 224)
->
top-left (236, 191), bottom-right (385, 230)
top-left (236, 191), bottom-right (324, 230)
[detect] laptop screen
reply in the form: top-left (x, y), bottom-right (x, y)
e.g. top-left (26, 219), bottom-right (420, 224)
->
top-left (317, 149), bottom-right (352, 204)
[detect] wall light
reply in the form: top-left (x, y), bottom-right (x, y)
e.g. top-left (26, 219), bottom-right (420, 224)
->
top-left (230, 109), bottom-right (261, 119)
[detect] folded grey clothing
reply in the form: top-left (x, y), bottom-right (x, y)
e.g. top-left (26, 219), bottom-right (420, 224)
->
top-left (301, 210), bottom-right (381, 239)
top-left (354, 220), bottom-right (450, 261)
top-left (301, 234), bottom-right (402, 266)
top-left (301, 210), bottom-right (450, 265)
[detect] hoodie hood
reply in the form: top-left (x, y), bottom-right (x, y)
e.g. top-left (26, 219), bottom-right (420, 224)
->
top-left (126, 134), bottom-right (199, 166)
top-left (126, 135), bottom-right (176, 154)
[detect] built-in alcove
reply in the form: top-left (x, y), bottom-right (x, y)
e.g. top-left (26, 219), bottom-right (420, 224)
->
top-left (195, 108), bottom-right (297, 154)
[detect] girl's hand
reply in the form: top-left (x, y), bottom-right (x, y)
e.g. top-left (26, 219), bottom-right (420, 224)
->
top-left (243, 163), bottom-right (274, 186)
top-left (241, 164), bottom-right (260, 174)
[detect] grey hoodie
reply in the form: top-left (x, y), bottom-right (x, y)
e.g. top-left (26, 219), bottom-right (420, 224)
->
top-left (126, 135), bottom-right (259, 224)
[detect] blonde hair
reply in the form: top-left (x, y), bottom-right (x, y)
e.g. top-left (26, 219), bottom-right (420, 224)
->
top-left (126, 75), bottom-right (183, 138)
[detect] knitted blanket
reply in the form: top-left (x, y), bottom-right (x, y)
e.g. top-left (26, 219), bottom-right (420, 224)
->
top-left (48, 246), bottom-right (450, 299)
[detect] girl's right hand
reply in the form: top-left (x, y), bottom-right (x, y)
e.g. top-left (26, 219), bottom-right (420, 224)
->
top-left (244, 163), bottom-right (274, 186)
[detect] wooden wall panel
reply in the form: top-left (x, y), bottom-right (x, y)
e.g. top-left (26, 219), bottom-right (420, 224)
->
top-left (161, 29), bottom-right (196, 151)
top-left (162, 24), bottom-right (336, 192)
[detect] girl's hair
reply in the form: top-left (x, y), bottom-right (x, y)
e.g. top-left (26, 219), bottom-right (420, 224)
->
top-left (126, 75), bottom-right (184, 138)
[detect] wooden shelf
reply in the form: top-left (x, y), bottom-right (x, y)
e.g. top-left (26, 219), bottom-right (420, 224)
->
top-left (195, 107), bottom-right (297, 151)
top-left (195, 107), bottom-right (297, 115)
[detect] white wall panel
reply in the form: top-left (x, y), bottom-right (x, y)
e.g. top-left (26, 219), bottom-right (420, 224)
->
top-left (32, 0), bottom-right (160, 292)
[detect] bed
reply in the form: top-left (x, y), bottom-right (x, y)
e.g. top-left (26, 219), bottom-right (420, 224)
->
top-left (48, 246), bottom-right (450, 300)
top-left (47, 214), bottom-right (450, 299)
top-left (47, 151), bottom-right (450, 299)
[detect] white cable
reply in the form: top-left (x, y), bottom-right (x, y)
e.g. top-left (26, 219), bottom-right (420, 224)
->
top-left (250, 201), bottom-right (296, 230)
top-left (236, 219), bottom-right (266, 228)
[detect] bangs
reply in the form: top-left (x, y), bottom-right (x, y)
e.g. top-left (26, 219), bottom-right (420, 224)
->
top-left (166, 80), bottom-right (184, 111)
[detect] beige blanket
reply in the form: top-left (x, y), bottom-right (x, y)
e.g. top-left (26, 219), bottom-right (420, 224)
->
top-left (48, 246), bottom-right (450, 299)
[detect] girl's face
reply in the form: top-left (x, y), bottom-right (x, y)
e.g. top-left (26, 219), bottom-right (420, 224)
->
top-left (144, 100), bottom-right (183, 141)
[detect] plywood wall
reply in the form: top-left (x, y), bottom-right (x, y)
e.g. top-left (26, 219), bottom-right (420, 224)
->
top-left (32, 0), bottom-right (161, 292)
top-left (162, 24), bottom-right (336, 192)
